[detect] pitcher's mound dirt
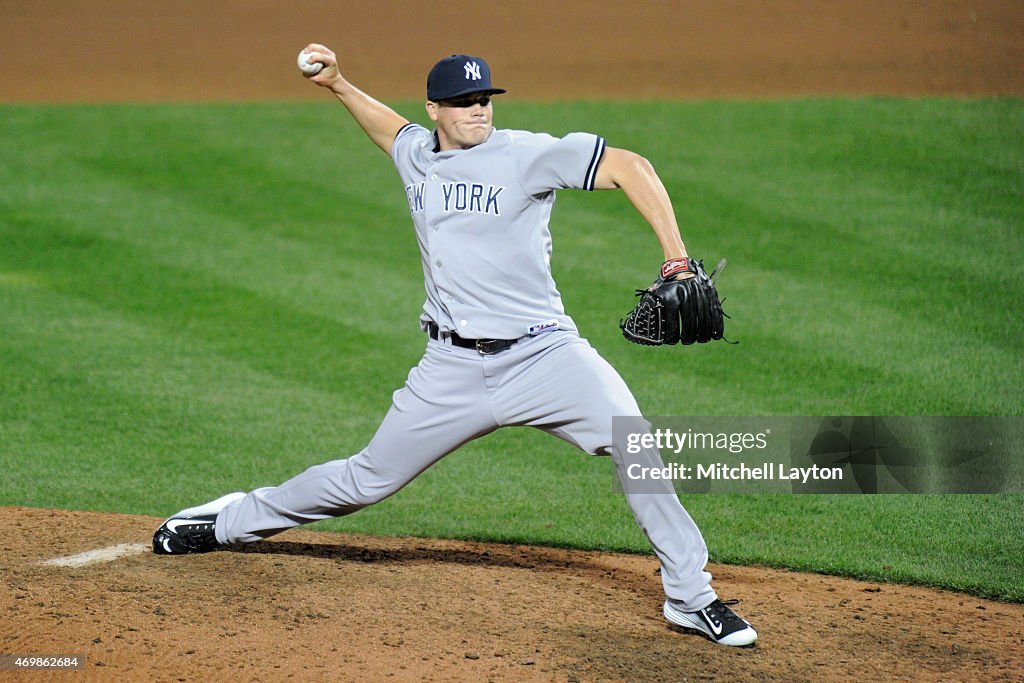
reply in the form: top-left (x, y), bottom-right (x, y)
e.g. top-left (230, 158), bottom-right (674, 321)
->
top-left (2, 507), bottom-right (1022, 682)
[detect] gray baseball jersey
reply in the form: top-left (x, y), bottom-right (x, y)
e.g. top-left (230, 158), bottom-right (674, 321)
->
top-left (212, 124), bottom-right (719, 611)
top-left (392, 123), bottom-right (604, 339)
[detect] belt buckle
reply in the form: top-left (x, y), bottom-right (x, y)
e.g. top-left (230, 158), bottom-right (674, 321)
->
top-left (475, 339), bottom-right (500, 355)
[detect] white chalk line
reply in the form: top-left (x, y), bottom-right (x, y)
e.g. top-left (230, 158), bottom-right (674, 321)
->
top-left (42, 543), bottom-right (149, 567)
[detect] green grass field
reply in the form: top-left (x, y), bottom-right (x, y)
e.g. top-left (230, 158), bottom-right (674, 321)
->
top-left (1, 99), bottom-right (1022, 601)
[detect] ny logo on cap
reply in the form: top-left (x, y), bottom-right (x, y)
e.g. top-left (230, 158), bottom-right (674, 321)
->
top-left (464, 61), bottom-right (481, 80)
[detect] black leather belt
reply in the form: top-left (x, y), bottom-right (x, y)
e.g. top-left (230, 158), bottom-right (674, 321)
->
top-left (427, 323), bottom-right (519, 355)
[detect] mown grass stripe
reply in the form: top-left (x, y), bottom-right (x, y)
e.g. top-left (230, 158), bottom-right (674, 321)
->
top-left (1, 99), bottom-right (1021, 600)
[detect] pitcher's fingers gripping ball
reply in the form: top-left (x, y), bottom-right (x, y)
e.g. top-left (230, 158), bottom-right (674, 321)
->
top-left (621, 257), bottom-right (727, 345)
top-left (297, 44), bottom-right (343, 84)
top-left (297, 49), bottom-right (323, 75)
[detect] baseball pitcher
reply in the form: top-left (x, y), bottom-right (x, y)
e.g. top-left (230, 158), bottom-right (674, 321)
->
top-left (153, 44), bottom-right (755, 647)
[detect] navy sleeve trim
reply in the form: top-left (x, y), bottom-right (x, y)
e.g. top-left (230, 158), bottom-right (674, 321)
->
top-left (584, 136), bottom-right (606, 191)
top-left (394, 122), bottom-right (417, 142)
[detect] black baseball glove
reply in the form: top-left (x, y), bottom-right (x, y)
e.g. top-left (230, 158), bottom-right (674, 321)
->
top-left (620, 257), bottom-right (727, 345)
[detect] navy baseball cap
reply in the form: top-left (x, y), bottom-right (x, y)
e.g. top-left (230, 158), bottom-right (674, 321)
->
top-left (427, 55), bottom-right (506, 101)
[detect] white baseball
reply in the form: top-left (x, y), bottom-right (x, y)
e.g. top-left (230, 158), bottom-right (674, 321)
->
top-left (297, 51), bottom-right (324, 76)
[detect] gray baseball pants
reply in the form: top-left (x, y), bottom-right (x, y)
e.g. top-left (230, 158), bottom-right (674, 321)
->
top-left (215, 330), bottom-right (717, 609)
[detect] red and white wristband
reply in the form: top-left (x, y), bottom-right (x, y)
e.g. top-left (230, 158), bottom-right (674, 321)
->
top-left (661, 257), bottom-right (690, 279)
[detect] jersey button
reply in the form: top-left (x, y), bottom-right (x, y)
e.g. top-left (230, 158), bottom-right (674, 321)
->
top-left (430, 174), bottom-right (438, 181)
top-left (435, 260), bottom-right (442, 268)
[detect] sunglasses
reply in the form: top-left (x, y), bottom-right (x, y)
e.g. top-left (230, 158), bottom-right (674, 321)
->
top-left (439, 94), bottom-right (492, 108)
